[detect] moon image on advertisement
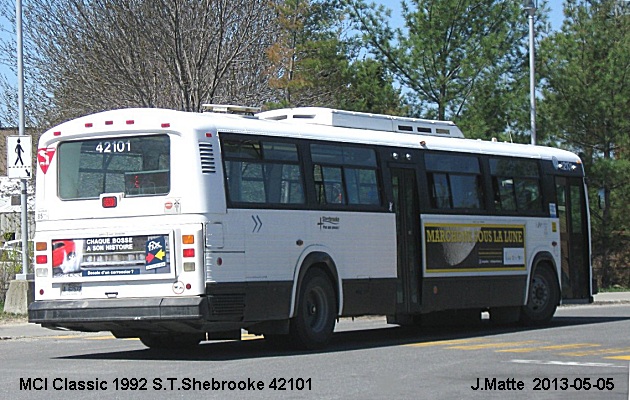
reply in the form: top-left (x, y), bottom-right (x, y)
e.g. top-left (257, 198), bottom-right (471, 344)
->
top-left (440, 227), bottom-right (480, 266)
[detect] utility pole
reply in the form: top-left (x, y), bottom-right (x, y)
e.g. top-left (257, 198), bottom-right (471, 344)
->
top-left (524, 1), bottom-right (537, 145)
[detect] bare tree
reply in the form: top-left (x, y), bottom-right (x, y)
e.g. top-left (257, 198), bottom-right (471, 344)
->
top-left (0, 0), bottom-right (279, 127)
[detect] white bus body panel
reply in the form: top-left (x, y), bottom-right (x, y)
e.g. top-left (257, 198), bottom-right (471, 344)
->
top-left (28, 107), bottom-right (587, 336)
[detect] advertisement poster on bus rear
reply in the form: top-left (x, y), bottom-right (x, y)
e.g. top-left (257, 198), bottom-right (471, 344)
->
top-left (424, 222), bottom-right (526, 273)
top-left (51, 234), bottom-right (172, 278)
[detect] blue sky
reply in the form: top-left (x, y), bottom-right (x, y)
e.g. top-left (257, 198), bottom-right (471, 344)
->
top-left (0, 1), bottom-right (565, 96)
top-left (375, 1), bottom-right (564, 31)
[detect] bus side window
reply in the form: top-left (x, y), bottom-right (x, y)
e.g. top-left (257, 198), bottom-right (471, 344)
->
top-left (314, 165), bottom-right (344, 204)
top-left (490, 158), bottom-right (543, 213)
top-left (425, 153), bottom-right (483, 210)
top-left (311, 144), bottom-right (381, 207)
top-left (222, 137), bottom-right (305, 205)
top-left (493, 177), bottom-right (516, 211)
top-left (428, 173), bottom-right (451, 209)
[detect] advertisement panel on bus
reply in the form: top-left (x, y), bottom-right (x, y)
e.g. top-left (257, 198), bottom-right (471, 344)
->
top-left (51, 234), bottom-right (172, 278)
top-left (423, 222), bottom-right (526, 273)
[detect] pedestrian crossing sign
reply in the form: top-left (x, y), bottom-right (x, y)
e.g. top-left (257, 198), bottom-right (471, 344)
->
top-left (6, 135), bottom-right (32, 179)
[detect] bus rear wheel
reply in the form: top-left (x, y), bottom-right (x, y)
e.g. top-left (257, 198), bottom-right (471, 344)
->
top-left (289, 269), bottom-right (336, 350)
top-left (520, 266), bottom-right (559, 325)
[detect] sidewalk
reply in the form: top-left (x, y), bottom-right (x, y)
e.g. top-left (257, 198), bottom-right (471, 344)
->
top-left (591, 291), bottom-right (630, 304)
top-left (1, 292), bottom-right (629, 340)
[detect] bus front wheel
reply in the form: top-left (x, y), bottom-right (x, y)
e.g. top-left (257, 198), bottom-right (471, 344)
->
top-left (289, 269), bottom-right (336, 350)
top-left (520, 265), bottom-right (559, 325)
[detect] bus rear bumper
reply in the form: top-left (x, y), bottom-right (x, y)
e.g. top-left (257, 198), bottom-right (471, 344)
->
top-left (28, 297), bottom-right (213, 333)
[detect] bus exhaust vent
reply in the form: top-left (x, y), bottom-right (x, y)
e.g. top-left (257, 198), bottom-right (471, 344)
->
top-left (199, 143), bottom-right (216, 173)
top-left (210, 294), bottom-right (245, 316)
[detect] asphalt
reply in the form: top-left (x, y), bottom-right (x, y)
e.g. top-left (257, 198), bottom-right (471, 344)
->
top-left (1, 292), bottom-right (629, 340)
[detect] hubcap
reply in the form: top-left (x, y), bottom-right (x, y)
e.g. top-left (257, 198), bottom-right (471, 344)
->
top-left (306, 287), bottom-right (327, 332)
top-left (530, 277), bottom-right (549, 309)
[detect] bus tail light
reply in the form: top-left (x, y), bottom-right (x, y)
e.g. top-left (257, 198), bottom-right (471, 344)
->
top-left (182, 235), bottom-right (196, 269)
top-left (102, 196), bottom-right (117, 208)
top-left (36, 242), bottom-right (47, 251)
top-left (36, 255), bottom-right (48, 264)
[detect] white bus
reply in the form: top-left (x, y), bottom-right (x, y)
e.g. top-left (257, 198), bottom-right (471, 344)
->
top-left (28, 106), bottom-right (592, 349)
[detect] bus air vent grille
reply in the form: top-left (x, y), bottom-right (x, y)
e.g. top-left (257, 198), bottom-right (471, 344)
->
top-left (210, 294), bottom-right (245, 316)
top-left (199, 142), bottom-right (216, 173)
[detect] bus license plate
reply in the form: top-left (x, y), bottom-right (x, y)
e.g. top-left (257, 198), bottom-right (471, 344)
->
top-left (61, 283), bottom-right (82, 295)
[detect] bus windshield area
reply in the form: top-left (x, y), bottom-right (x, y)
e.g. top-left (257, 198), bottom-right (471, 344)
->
top-left (57, 134), bottom-right (170, 199)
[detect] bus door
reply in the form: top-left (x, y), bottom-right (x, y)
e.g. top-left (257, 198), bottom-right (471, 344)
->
top-left (555, 176), bottom-right (591, 300)
top-left (391, 167), bottom-right (422, 313)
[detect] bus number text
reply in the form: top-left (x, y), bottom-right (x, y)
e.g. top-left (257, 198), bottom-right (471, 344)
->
top-left (95, 140), bottom-right (131, 153)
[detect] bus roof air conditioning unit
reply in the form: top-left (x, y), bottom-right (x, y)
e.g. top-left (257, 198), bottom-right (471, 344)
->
top-left (256, 107), bottom-right (464, 138)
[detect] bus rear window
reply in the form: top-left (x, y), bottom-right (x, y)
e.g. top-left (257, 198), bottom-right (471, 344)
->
top-left (58, 135), bottom-right (170, 199)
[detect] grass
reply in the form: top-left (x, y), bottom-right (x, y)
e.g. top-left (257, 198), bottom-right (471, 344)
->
top-left (600, 286), bottom-right (630, 293)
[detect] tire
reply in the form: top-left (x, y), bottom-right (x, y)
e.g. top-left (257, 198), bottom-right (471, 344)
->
top-left (520, 266), bottom-right (560, 325)
top-left (139, 333), bottom-right (202, 349)
top-left (289, 269), bottom-right (336, 350)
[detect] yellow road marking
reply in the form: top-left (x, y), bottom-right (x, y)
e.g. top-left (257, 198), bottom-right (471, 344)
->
top-left (448, 340), bottom-right (540, 350)
top-left (406, 338), bottom-right (486, 348)
top-left (85, 335), bottom-right (116, 340)
top-left (605, 355), bottom-right (630, 360)
top-left (560, 348), bottom-right (630, 357)
top-left (497, 343), bottom-right (599, 353)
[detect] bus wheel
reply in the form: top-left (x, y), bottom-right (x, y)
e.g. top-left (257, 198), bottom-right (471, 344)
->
top-left (139, 333), bottom-right (202, 349)
top-left (520, 266), bottom-right (559, 325)
top-left (290, 269), bottom-right (336, 350)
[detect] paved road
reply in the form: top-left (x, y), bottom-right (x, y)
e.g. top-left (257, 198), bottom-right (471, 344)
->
top-left (1, 299), bottom-right (629, 399)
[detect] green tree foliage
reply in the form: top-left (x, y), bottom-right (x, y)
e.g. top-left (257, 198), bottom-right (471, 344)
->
top-left (336, 58), bottom-right (404, 114)
top-left (539, 0), bottom-right (630, 287)
top-left (456, 70), bottom-right (529, 142)
top-left (265, 0), bottom-right (402, 113)
top-left (346, 0), bottom-right (529, 126)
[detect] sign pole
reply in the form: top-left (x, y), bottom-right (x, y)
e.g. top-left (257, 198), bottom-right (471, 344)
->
top-left (16, 0), bottom-right (29, 279)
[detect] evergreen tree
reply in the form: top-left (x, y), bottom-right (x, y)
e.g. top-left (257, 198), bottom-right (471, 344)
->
top-left (539, 0), bottom-right (630, 287)
top-left (346, 0), bottom-right (530, 126)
